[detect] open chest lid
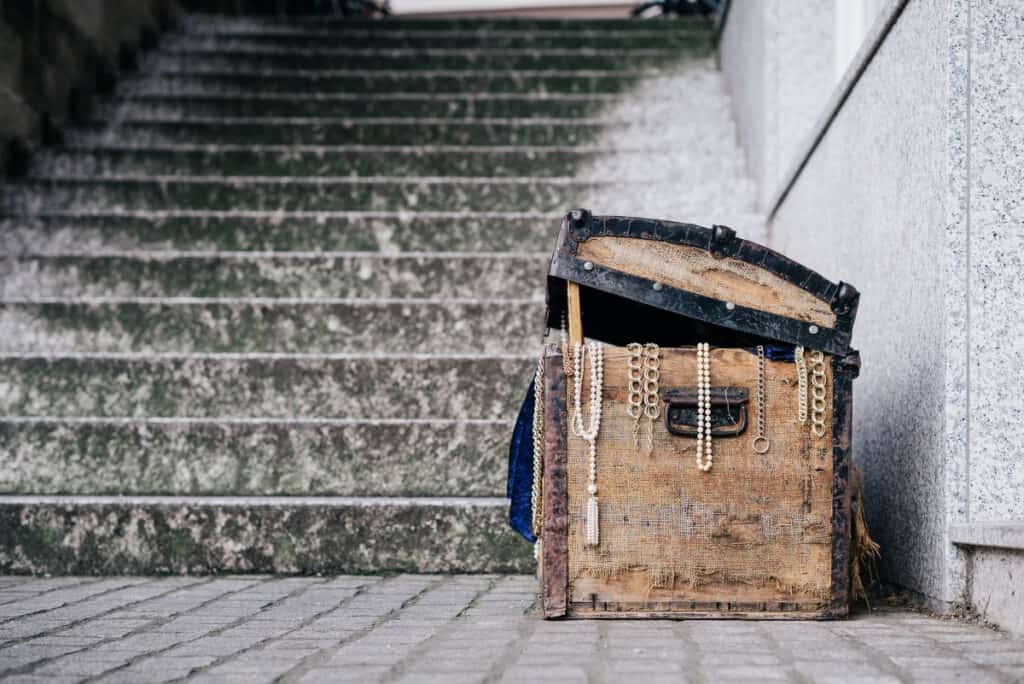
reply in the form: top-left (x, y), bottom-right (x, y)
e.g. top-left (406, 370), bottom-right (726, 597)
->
top-left (546, 210), bottom-right (859, 355)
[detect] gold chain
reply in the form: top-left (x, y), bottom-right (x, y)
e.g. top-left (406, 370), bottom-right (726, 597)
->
top-left (810, 350), bottom-right (828, 438)
top-left (530, 355), bottom-right (545, 538)
top-left (642, 343), bottom-right (660, 453)
top-left (626, 343), bottom-right (644, 451)
top-left (795, 345), bottom-right (808, 424)
top-left (751, 345), bottom-right (770, 454)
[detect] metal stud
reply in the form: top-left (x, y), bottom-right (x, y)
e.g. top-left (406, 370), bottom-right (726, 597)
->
top-left (809, 325), bottom-right (819, 334)
top-left (725, 302), bottom-right (736, 311)
top-left (583, 261), bottom-right (594, 271)
top-left (652, 282), bottom-right (663, 292)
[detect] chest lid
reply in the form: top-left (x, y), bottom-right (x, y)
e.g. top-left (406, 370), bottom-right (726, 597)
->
top-left (546, 210), bottom-right (859, 355)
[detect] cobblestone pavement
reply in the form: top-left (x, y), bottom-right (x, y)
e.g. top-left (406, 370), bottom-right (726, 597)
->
top-left (0, 575), bottom-right (1020, 684)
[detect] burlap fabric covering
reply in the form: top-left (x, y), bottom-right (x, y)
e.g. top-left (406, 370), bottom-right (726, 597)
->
top-left (567, 346), bottom-right (834, 601)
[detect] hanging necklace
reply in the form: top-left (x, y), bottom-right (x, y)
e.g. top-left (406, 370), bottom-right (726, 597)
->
top-left (626, 343), bottom-right (660, 454)
top-left (572, 341), bottom-right (604, 546)
top-left (695, 342), bottom-right (713, 472)
top-left (751, 345), bottom-right (771, 454)
top-left (626, 343), bottom-right (644, 452)
top-left (530, 354), bottom-right (545, 539)
top-left (810, 350), bottom-right (828, 438)
top-left (643, 344), bottom-right (661, 453)
top-left (795, 345), bottom-right (808, 424)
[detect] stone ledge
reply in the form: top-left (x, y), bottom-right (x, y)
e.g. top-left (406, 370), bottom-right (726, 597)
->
top-left (949, 522), bottom-right (1024, 551)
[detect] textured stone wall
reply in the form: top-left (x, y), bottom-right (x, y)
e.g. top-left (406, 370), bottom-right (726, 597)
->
top-left (720, 0), bottom-right (1024, 631)
top-left (0, 0), bottom-right (182, 174)
top-left (768, 0), bottom-right (962, 606)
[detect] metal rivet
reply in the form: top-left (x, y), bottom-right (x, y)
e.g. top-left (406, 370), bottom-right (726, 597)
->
top-left (583, 261), bottom-right (594, 271)
top-left (725, 301), bottom-right (735, 311)
top-left (652, 282), bottom-right (663, 292)
top-left (809, 325), bottom-right (819, 334)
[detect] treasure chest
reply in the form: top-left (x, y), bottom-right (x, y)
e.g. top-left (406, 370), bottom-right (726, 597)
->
top-left (509, 209), bottom-right (864, 619)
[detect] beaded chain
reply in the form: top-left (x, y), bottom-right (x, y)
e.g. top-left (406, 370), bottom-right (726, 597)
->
top-left (530, 355), bottom-right (545, 539)
top-left (810, 350), bottom-right (828, 437)
top-left (695, 342), bottom-right (713, 472)
top-left (572, 342), bottom-right (604, 546)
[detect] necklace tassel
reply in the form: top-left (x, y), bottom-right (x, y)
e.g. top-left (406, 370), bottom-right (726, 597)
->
top-left (585, 494), bottom-right (600, 546)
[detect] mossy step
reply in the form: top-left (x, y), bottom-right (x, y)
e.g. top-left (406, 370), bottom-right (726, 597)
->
top-left (70, 118), bottom-right (608, 147)
top-left (107, 93), bottom-right (621, 119)
top-left (0, 354), bottom-right (532, 419)
top-left (155, 48), bottom-right (701, 72)
top-left (3, 176), bottom-right (601, 213)
top-left (0, 299), bottom-right (544, 353)
top-left (123, 70), bottom-right (666, 95)
top-left (192, 16), bottom-right (708, 31)
top-left (31, 145), bottom-right (647, 179)
top-left (0, 495), bottom-right (533, 574)
top-left (173, 30), bottom-right (707, 50)
top-left (0, 213), bottom-right (558, 254)
top-left (0, 253), bottom-right (548, 298)
top-left (0, 418), bottom-right (512, 497)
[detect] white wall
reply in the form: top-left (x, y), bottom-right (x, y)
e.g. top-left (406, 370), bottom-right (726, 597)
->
top-left (721, 0), bottom-right (1024, 633)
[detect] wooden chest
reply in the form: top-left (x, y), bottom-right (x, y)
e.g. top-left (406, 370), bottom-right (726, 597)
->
top-left (532, 210), bottom-right (861, 619)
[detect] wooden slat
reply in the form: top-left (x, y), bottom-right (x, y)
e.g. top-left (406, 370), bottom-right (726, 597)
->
top-left (828, 355), bottom-right (855, 616)
top-left (576, 236), bottom-right (837, 328)
top-left (566, 281), bottom-right (583, 345)
top-left (541, 346), bottom-right (569, 618)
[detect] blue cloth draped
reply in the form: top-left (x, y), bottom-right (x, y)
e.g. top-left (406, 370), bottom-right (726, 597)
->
top-left (507, 378), bottom-right (537, 543)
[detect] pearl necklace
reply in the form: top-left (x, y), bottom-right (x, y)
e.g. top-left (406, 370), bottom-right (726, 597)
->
top-left (572, 341), bottom-right (604, 546)
top-left (695, 342), bottom-right (713, 472)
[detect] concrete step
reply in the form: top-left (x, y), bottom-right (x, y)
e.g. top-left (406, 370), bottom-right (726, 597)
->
top-left (0, 212), bottom-right (558, 254)
top-left (171, 29), bottom-right (708, 50)
top-left (0, 253), bottom-right (548, 298)
top-left (120, 70), bottom-right (662, 95)
top-left (0, 417), bottom-right (512, 497)
top-left (0, 495), bottom-right (532, 574)
top-left (67, 118), bottom-right (608, 147)
top-left (29, 145), bottom-right (648, 179)
top-left (2, 176), bottom-right (597, 213)
top-left (0, 299), bottom-right (544, 354)
top-left (187, 16), bottom-right (707, 31)
top-left (153, 47), bottom-right (697, 72)
top-left (103, 93), bottom-right (621, 120)
top-left (0, 353), bottom-right (533, 419)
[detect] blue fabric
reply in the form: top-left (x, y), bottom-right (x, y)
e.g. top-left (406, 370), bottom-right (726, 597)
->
top-left (761, 344), bottom-right (796, 361)
top-left (507, 378), bottom-right (537, 543)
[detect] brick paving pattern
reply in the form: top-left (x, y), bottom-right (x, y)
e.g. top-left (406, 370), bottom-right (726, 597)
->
top-left (0, 576), bottom-right (1020, 683)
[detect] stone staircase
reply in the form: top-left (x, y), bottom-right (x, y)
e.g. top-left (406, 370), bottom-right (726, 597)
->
top-left (0, 13), bottom-right (759, 574)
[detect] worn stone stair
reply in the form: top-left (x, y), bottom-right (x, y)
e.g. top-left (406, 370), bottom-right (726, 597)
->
top-left (0, 13), bottom-right (760, 575)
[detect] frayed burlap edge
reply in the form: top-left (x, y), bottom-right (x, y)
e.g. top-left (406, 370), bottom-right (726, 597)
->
top-left (850, 465), bottom-right (881, 606)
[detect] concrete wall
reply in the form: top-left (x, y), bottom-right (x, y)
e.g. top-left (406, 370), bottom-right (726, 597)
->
top-left (720, 0), bottom-right (1024, 631)
top-left (766, 0), bottom-right (963, 606)
top-left (719, 0), bottom-right (836, 210)
top-left (0, 0), bottom-right (181, 175)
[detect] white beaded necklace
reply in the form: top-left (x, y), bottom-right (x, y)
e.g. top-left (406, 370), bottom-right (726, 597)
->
top-left (572, 341), bottom-right (604, 546)
top-left (695, 342), bottom-right (713, 472)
